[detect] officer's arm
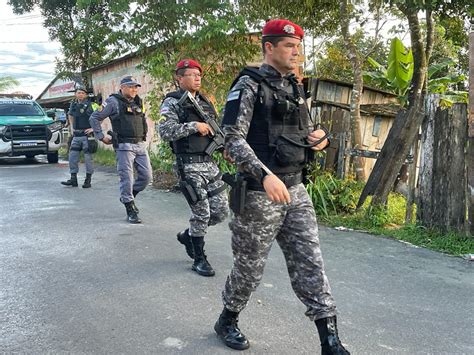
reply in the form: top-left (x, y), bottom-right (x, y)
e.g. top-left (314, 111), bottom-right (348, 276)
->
top-left (222, 76), bottom-right (268, 182)
top-left (89, 98), bottom-right (117, 141)
top-left (67, 114), bottom-right (74, 128)
top-left (158, 97), bottom-right (199, 142)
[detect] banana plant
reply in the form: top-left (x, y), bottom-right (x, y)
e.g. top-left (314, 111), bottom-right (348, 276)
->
top-left (363, 37), bottom-right (413, 105)
top-left (363, 38), bottom-right (467, 107)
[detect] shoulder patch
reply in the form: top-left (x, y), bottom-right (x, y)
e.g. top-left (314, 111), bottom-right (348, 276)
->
top-left (222, 89), bottom-right (243, 125)
top-left (226, 90), bottom-right (241, 102)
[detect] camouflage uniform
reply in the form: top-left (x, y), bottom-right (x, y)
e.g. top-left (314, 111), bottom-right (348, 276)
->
top-left (221, 64), bottom-right (336, 321)
top-left (159, 93), bottom-right (228, 238)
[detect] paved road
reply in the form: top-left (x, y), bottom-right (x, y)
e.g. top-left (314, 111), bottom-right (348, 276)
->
top-left (0, 157), bottom-right (473, 355)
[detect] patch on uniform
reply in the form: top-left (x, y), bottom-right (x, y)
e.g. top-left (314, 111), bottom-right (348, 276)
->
top-left (222, 90), bottom-right (243, 125)
top-left (160, 107), bottom-right (170, 115)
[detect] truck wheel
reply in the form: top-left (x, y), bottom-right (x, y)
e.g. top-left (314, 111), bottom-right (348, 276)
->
top-left (47, 152), bottom-right (59, 163)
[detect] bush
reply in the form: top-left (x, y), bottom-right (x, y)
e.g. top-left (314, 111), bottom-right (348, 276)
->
top-left (306, 171), bottom-right (362, 217)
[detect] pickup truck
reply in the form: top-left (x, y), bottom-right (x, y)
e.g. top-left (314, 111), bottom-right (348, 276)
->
top-left (0, 97), bottom-right (62, 163)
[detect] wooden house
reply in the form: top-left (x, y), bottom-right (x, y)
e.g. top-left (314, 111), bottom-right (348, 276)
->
top-left (305, 78), bottom-right (400, 180)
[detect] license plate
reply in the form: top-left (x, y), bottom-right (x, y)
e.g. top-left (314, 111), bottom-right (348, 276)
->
top-left (19, 142), bottom-right (38, 147)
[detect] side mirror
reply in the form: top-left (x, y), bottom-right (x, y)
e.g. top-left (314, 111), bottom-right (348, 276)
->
top-left (46, 112), bottom-right (56, 119)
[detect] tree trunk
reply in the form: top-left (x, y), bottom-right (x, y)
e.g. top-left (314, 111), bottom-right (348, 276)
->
top-left (358, 7), bottom-right (430, 208)
top-left (468, 20), bottom-right (474, 235)
top-left (418, 103), bottom-right (467, 232)
top-left (340, 0), bottom-right (366, 181)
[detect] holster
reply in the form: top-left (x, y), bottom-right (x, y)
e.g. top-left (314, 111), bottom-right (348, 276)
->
top-left (107, 130), bottom-right (119, 149)
top-left (222, 173), bottom-right (247, 215)
top-left (87, 136), bottom-right (98, 154)
top-left (179, 179), bottom-right (200, 205)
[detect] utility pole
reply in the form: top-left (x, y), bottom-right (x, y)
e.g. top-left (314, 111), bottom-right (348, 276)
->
top-left (468, 18), bottom-right (474, 235)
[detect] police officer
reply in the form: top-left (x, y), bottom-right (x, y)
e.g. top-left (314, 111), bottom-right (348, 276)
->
top-left (89, 76), bottom-right (152, 224)
top-left (158, 59), bottom-right (229, 277)
top-left (214, 20), bottom-right (350, 354)
top-left (61, 86), bottom-right (98, 188)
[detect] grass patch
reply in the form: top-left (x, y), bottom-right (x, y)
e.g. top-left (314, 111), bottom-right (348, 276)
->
top-left (93, 148), bottom-right (116, 167)
top-left (309, 172), bottom-right (473, 256)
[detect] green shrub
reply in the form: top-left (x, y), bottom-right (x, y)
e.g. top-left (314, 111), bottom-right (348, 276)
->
top-left (149, 141), bottom-right (174, 173)
top-left (306, 171), bottom-right (362, 217)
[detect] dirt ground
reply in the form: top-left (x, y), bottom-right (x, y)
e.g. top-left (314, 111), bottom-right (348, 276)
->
top-left (152, 170), bottom-right (179, 191)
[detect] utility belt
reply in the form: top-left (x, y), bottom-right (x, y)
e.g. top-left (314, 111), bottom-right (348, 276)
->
top-left (73, 129), bottom-right (88, 137)
top-left (222, 171), bottom-right (302, 215)
top-left (176, 154), bottom-right (212, 164)
top-left (118, 137), bottom-right (144, 144)
top-left (246, 171), bottom-right (303, 191)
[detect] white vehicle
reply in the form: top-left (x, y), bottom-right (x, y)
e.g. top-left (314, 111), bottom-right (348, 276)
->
top-left (0, 97), bottom-right (63, 163)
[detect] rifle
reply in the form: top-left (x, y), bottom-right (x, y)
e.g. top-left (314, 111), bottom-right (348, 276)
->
top-left (178, 91), bottom-right (225, 156)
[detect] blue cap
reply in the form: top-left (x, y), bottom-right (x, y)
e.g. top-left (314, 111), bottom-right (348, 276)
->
top-left (120, 75), bottom-right (141, 87)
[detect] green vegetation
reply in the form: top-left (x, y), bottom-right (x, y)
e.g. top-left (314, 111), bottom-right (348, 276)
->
top-left (308, 172), bottom-right (473, 256)
top-left (92, 147), bottom-right (116, 167)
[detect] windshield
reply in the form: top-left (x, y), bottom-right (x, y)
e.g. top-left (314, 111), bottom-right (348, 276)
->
top-left (0, 101), bottom-right (44, 116)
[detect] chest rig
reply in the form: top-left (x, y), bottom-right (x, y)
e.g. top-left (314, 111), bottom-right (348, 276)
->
top-left (165, 91), bottom-right (217, 155)
top-left (110, 93), bottom-right (147, 143)
top-left (242, 67), bottom-right (312, 174)
top-left (70, 100), bottom-right (93, 130)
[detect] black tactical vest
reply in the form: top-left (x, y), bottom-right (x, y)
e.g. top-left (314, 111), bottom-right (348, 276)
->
top-left (240, 67), bottom-right (311, 174)
top-left (165, 90), bottom-right (217, 155)
top-left (110, 93), bottom-right (147, 142)
top-left (70, 100), bottom-right (93, 130)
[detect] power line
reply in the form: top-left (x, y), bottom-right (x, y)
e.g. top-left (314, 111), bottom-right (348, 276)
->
top-left (0, 66), bottom-right (54, 75)
top-left (0, 14), bottom-right (41, 21)
top-left (2, 22), bottom-right (44, 26)
top-left (0, 41), bottom-right (51, 43)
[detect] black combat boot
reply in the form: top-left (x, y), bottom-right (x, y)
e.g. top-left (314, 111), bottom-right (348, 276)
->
top-left (315, 316), bottom-right (350, 355)
top-left (214, 308), bottom-right (250, 350)
top-left (61, 173), bottom-right (78, 187)
top-left (124, 201), bottom-right (142, 224)
top-left (82, 173), bottom-right (92, 188)
top-left (177, 229), bottom-right (194, 259)
top-left (191, 237), bottom-right (215, 276)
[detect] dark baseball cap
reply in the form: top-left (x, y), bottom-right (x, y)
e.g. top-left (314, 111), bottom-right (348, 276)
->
top-left (75, 85), bottom-right (88, 93)
top-left (120, 75), bottom-right (141, 87)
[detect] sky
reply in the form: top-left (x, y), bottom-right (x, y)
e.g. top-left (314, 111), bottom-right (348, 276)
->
top-left (0, 1), bottom-right (61, 99)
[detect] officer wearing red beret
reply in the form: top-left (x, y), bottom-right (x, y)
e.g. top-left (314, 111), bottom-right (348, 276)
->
top-left (158, 59), bottom-right (229, 277)
top-left (214, 20), bottom-right (350, 354)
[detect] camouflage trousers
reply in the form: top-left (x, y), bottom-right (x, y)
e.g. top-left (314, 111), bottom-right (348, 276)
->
top-left (177, 161), bottom-right (229, 237)
top-left (222, 183), bottom-right (336, 321)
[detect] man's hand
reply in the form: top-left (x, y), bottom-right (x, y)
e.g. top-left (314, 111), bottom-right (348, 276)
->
top-left (307, 129), bottom-right (329, 151)
top-left (101, 136), bottom-right (112, 145)
top-left (263, 174), bottom-right (291, 204)
top-left (195, 122), bottom-right (214, 136)
top-left (84, 128), bottom-right (94, 135)
top-left (223, 149), bottom-right (235, 163)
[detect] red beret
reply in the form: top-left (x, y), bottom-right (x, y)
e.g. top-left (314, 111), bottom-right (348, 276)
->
top-left (262, 19), bottom-right (304, 40)
top-left (175, 59), bottom-right (202, 74)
